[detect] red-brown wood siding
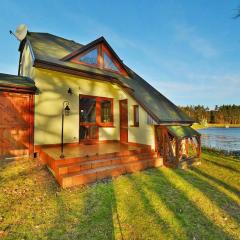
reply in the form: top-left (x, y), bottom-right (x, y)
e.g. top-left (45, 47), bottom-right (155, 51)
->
top-left (0, 91), bottom-right (34, 159)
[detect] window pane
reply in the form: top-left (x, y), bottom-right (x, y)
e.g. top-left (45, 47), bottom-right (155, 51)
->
top-left (79, 48), bottom-right (98, 65)
top-left (134, 105), bottom-right (139, 126)
top-left (101, 100), bottom-right (112, 122)
top-left (80, 98), bottom-right (96, 122)
top-left (103, 52), bottom-right (119, 72)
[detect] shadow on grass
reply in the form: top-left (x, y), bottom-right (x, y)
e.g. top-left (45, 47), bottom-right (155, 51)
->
top-left (128, 169), bottom-right (233, 240)
top-left (192, 167), bottom-right (240, 196)
top-left (175, 168), bottom-right (240, 225)
top-left (202, 157), bottom-right (240, 174)
top-left (127, 174), bottom-right (184, 239)
top-left (46, 181), bottom-right (115, 240)
top-left (203, 150), bottom-right (240, 163)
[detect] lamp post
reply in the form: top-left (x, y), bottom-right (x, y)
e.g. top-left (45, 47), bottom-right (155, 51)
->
top-left (60, 101), bottom-right (70, 158)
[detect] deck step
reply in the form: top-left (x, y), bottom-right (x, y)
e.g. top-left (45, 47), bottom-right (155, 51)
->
top-left (53, 148), bottom-right (155, 168)
top-left (56, 152), bottom-right (158, 175)
top-left (59, 158), bottom-right (163, 188)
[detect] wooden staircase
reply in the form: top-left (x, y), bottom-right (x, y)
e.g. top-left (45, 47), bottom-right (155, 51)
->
top-left (50, 148), bottom-right (162, 188)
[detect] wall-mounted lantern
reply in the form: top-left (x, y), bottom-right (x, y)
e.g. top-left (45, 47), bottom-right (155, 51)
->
top-left (67, 88), bottom-right (73, 95)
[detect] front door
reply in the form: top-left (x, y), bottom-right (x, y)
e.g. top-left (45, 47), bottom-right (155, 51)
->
top-left (79, 96), bottom-right (99, 143)
top-left (119, 99), bottom-right (128, 143)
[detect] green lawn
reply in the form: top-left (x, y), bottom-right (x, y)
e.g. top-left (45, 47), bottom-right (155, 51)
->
top-left (0, 150), bottom-right (240, 240)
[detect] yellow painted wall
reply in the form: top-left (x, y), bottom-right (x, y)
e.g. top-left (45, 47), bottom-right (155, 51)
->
top-left (20, 45), bottom-right (155, 149)
top-left (20, 41), bottom-right (34, 78)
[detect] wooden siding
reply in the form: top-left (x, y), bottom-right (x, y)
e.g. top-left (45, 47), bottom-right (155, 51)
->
top-left (0, 91), bottom-right (34, 158)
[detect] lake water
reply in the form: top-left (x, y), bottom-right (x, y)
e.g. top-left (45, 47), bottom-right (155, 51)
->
top-left (198, 128), bottom-right (240, 153)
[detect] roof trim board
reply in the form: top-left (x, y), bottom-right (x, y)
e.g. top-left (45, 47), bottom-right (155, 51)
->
top-left (167, 126), bottom-right (200, 139)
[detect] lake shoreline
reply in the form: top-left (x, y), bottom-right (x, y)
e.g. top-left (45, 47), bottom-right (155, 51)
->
top-left (192, 123), bottom-right (240, 130)
top-left (202, 146), bottom-right (240, 159)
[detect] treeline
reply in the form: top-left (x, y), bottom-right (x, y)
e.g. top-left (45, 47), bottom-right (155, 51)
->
top-left (180, 105), bottom-right (240, 124)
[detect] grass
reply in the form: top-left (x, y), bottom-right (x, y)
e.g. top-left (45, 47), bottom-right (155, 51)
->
top-left (0, 150), bottom-right (240, 240)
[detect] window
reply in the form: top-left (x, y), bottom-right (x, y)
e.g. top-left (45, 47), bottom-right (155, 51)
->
top-left (79, 48), bottom-right (98, 65)
top-left (70, 43), bottom-right (129, 76)
top-left (79, 95), bottom-right (114, 127)
top-left (133, 105), bottom-right (139, 127)
top-left (101, 100), bottom-right (112, 123)
top-left (103, 52), bottom-right (119, 72)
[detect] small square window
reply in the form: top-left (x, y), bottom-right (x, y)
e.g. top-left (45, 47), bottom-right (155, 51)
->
top-left (133, 105), bottom-right (139, 127)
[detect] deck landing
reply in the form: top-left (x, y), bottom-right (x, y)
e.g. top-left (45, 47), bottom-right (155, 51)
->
top-left (36, 142), bottom-right (163, 188)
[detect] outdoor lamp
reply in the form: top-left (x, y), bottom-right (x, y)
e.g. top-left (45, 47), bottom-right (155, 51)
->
top-left (67, 88), bottom-right (73, 95)
top-left (60, 101), bottom-right (71, 158)
top-left (64, 104), bottom-right (70, 116)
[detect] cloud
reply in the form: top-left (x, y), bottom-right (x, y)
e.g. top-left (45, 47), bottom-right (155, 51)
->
top-left (149, 71), bottom-right (240, 107)
top-left (50, 13), bottom-right (237, 107)
top-left (175, 24), bottom-right (218, 58)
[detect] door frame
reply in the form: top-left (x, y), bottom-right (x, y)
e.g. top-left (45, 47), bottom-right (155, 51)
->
top-left (79, 94), bottom-right (99, 143)
top-left (79, 94), bottom-right (114, 143)
top-left (119, 99), bottom-right (128, 143)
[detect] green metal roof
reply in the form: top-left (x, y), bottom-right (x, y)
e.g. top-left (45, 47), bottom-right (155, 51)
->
top-left (0, 73), bottom-right (36, 89)
top-left (26, 32), bottom-right (194, 124)
top-left (167, 126), bottom-right (200, 139)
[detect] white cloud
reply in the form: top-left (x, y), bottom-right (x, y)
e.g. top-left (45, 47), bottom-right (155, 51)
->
top-left (149, 72), bottom-right (240, 107)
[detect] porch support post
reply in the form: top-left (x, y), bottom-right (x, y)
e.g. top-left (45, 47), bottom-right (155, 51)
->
top-left (154, 125), bottom-right (158, 153)
top-left (175, 137), bottom-right (179, 167)
top-left (197, 136), bottom-right (201, 158)
top-left (161, 128), bottom-right (165, 164)
top-left (185, 138), bottom-right (189, 157)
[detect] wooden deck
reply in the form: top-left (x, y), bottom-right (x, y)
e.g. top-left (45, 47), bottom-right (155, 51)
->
top-left (36, 142), bottom-right (163, 188)
top-left (39, 142), bottom-right (144, 160)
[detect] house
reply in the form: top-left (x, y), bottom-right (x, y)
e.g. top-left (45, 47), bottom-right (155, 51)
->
top-left (0, 31), bottom-right (201, 187)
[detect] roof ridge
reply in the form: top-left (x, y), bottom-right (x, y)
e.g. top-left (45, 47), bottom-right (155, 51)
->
top-left (28, 31), bottom-right (82, 45)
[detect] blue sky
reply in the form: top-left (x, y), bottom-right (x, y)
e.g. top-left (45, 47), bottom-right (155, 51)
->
top-left (0, 0), bottom-right (240, 108)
